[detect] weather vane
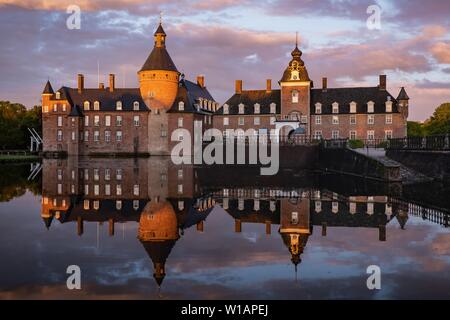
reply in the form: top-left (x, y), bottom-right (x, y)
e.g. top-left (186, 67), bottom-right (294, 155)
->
top-left (159, 11), bottom-right (163, 24)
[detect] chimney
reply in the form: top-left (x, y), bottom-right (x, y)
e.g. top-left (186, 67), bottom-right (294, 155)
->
top-left (322, 77), bottom-right (328, 91)
top-left (379, 75), bottom-right (386, 91)
top-left (235, 80), bottom-right (243, 94)
top-left (109, 74), bottom-right (115, 92)
top-left (197, 75), bottom-right (205, 88)
top-left (99, 82), bottom-right (105, 90)
top-left (266, 79), bottom-right (272, 93)
top-left (77, 74), bottom-right (84, 93)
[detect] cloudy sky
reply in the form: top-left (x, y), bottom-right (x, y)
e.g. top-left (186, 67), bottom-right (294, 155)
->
top-left (0, 0), bottom-right (449, 121)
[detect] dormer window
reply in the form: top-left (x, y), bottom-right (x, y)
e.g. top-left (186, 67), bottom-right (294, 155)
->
top-left (254, 103), bottom-right (260, 114)
top-left (238, 103), bottom-right (245, 114)
top-left (83, 101), bottom-right (90, 111)
top-left (350, 101), bottom-right (357, 113)
top-left (223, 104), bottom-right (229, 114)
top-left (208, 101), bottom-right (212, 111)
top-left (367, 101), bottom-right (375, 113)
top-left (55, 92), bottom-right (61, 100)
top-left (116, 101), bottom-right (122, 111)
top-left (178, 101), bottom-right (185, 111)
top-left (94, 101), bottom-right (100, 111)
top-left (315, 103), bottom-right (322, 114)
top-left (270, 103), bottom-right (276, 114)
top-left (332, 102), bottom-right (339, 114)
top-left (133, 101), bottom-right (140, 111)
top-left (292, 90), bottom-right (299, 103)
top-left (385, 101), bottom-right (393, 113)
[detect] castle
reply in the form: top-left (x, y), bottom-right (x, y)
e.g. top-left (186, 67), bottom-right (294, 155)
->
top-left (41, 22), bottom-right (409, 156)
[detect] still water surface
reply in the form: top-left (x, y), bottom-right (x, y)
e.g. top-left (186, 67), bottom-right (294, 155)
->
top-left (0, 158), bottom-right (449, 299)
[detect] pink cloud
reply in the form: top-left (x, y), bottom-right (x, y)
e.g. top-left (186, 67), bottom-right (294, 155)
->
top-left (431, 42), bottom-right (450, 64)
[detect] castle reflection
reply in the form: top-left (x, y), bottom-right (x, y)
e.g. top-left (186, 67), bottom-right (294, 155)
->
top-left (40, 157), bottom-right (421, 288)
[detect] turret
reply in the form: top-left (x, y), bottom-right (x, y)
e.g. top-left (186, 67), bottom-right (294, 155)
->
top-left (42, 80), bottom-right (54, 111)
top-left (397, 87), bottom-right (410, 119)
top-left (138, 22), bottom-right (180, 110)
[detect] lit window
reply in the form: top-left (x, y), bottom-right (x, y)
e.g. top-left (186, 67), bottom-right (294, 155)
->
top-left (386, 114), bottom-right (392, 124)
top-left (94, 115), bottom-right (100, 126)
top-left (350, 102), bottom-right (357, 113)
top-left (178, 201), bottom-right (184, 211)
top-left (315, 103), bottom-right (322, 114)
top-left (332, 116), bottom-right (339, 124)
top-left (315, 115), bottom-right (321, 125)
top-left (43, 106), bottom-right (49, 113)
top-left (314, 131), bottom-right (322, 140)
top-left (83, 200), bottom-right (90, 210)
top-left (292, 90), bottom-right (299, 103)
top-left (133, 200), bottom-right (140, 210)
top-left (133, 101), bottom-right (139, 111)
top-left (239, 103), bottom-right (245, 114)
top-left (55, 92), bottom-right (61, 99)
top-left (116, 200), bottom-right (122, 210)
top-left (178, 101), bottom-right (184, 111)
top-left (367, 101), bottom-right (375, 113)
top-left (332, 102), bottom-right (339, 114)
top-left (116, 101), bottom-right (122, 110)
top-left (94, 101), bottom-right (100, 110)
top-left (134, 115), bottom-right (140, 126)
top-left (116, 184), bottom-right (122, 196)
top-left (57, 116), bottom-right (63, 127)
top-left (83, 101), bottom-right (90, 111)
top-left (62, 104), bottom-right (66, 112)
top-left (116, 131), bottom-right (122, 142)
top-left (53, 104), bottom-right (58, 112)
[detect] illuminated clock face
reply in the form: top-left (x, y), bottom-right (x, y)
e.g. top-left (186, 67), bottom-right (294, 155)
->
top-left (291, 70), bottom-right (299, 80)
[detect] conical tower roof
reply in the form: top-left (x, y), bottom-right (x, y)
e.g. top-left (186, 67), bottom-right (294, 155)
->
top-left (42, 80), bottom-right (54, 94)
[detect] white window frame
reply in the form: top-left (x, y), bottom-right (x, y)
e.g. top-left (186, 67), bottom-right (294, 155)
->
top-left (223, 117), bottom-right (229, 126)
top-left (315, 103), bottom-right (322, 114)
top-left (116, 101), bottom-right (122, 111)
top-left (292, 90), bottom-right (299, 103)
top-left (350, 115), bottom-right (356, 125)
top-left (254, 103), bottom-right (260, 114)
top-left (178, 117), bottom-right (183, 128)
top-left (332, 115), bottom-right (339, 125)
top-left (368, 114), bottom-right (375, 125)
top-left (315, 115), bottom-right (321, 125)
top-left (133, 101), bottom-right (140, 111)
top-left (238, 103), bottom-right (245, 114)
top-left (254, 116), bottom-right (260, 125)
top-left (350, 102), bottom-right (357, 113)
top-left (367, 101), bottom-right (375, 113)
top-left (223, 104), bottom-right (229, 114)
top-left (332, 102), bottom-right (339, 114)
top-left (270, 103), bottom-right (276, 114)
top-left (178, 101), bottom-right (185, 111)
top-left (116, 130), bottom-right (122, 142)
top-left (367, 130), bottom-right (375, 140)
top-left (386, 114), bottom-right (393, 124)
top-left (105, 115), bottom-right (111, 127)
top-left (94, 101), bottom-right (100, 111)
top-left (238, 117), bottom-right (244, 126)
top-left (134, 115), bottom-right (140, 127)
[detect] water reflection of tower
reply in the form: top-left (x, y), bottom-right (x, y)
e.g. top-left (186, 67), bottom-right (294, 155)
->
top-left (279, 197), bottom-right (311, 276)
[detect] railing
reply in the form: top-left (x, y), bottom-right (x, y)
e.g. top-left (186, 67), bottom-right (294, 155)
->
top-left (391, 198), bottom-right (449, 228)
top-left (0, 150), bottom-right (32, 156)
top-left (387, 135), bottom-right (450, 151)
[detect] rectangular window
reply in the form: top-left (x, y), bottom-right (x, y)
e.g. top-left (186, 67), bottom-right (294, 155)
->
top-left (94, 185), bottom-right (99, 196)
top-left (133, 185), bottom-right (140, 196)
top-left (238, 117), bottom-right (244, 126)
top-left (178, 169), bottom-right (183, 179)
top-left (116, 131), bottom-right (122, 142)
top-left (315, 104), bottom-right (322, 114)
top-left (43, 106), bottom-right (49, 113)
top-left (116, 184), bottom-right (122, 196)
top-left (385, 130), bottom-right (393, 139)
top-left (350, 130), bottom-right (357, 140)
top-left (270, 104), bottom-right (276, 114)
top-left (270, 117), bottom-right (276, 125)
top-left (332, 130), bottom-right (339, 139)
top-left (368, 115), bottom-right (375, 125)
top-left (367, 130), bottom-right (375, 140)
top-left (116, 169), bottom-right (122, 180)
top-left (386, 114), bottom-right (393, 124)
top-left (57, 130), bottom-right (63, 141)
top-left (386, 102), bottom-right (393, 113)
top-left (105, 169), bottom-right (110, 181)
top-left (53, 104), bottom-right (58, 112)
top-left (57, 116), bottom-right (63, 127)
top-left (94, 115), bottom-right (100, 126)
top-left (84, 169), bottom-right (89, 180)
top-left (315, 115), bottom-right (321, 125)
top-left (93, 169), bottom-right (99, 181)
top-left (178, 184), bottom-right (183, 194)
top-left (254, 104), bottom-right (260, 114)
top-left (368, 102), bottom-right (375, 113)
top-left (84, 115), bottom-right (89, 127)
top-left (84, 184), bottom-right (89, 195)
top-left (134, 115), bottom-right (140, 127)
top-left (84, 130), bottom-right (89, 142)
top-left (301, 116), bottom-right (308, 124)
top-left (314, 131), bottom-right (322, 140)
top-left (57, 169), bottom-right (62, 180)
top-left (332, 116), bottom-right (339, 125)
top-left (254, 117), bottom-right (260, 125)
top-left (105, 184), bottom-right (111, 196)
top-left (332, 104), bottom-right (339, 114)
top-left (105, 130), bottom-right (111, 142)
top-left (116, 116), bottom-right (122, 126)
top-left (223, 117), bottom-right (229, 126)
top-left (350, 103), bottom-right (357, 113)
top-left (71, 131), bottom-right (76, 141)
top-left (83, 200), bottom-right (90, 210)
top-left (178, 117), bottom-right (183, 128)
top-left (350, 115), bottom-right (356, 125)
top-left (94, 130), bottom-right (100, 142)
top-left (105, 115), bottom-right (111, 127)
top-left (292, 91), bottom-right (299, 103)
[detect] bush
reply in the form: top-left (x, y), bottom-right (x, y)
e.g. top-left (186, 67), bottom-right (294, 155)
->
top-left (376, 141), bottom-right (389, 149)
top-left (348, 139), bottom-right (364, 149)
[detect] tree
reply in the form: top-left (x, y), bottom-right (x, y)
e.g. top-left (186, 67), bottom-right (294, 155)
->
top-left (0, 101), bottom-right (42, 150)
top-left (407, 121), bottom-right (425, 137)
top-left (424, 103), bottom-right (450, 136)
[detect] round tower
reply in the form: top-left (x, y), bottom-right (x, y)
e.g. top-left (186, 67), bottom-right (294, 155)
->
top-left (138, 23), bottom-right (180, 111)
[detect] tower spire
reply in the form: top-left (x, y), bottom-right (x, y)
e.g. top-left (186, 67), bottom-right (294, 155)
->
top-left (296, 31), bottom-right (299, 48)
top-left (159, 11), bottom-right (163, 25)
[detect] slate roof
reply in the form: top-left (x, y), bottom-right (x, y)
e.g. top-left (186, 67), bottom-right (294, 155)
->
top-left (397, 87), bottom-right (410, 100)
top-left (168, 79), bottom-right (216, 114)
top-left (154, 23), bottom-right (166, 36)
top-left (57, 87), bottom-right (149, 113)
top-left (140, 46), bottom-right (178, 72)
top-left (42, 80), bottom-right (54, 94)
top-left (215, 90), bottom-right (281, 115)
top-left (310, 87), bottom-right (398, 114)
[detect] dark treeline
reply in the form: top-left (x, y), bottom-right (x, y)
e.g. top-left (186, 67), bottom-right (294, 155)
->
top-left (408, 103), bottom-right (450, 137)
top-left (0, 101), bottom-right (41, 150)
top-left (0, 163), bottom-right (41, 202)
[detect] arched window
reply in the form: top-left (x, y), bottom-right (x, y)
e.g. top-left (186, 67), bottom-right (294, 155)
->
top-left (178, 101), bottom-right (185, 111)
top-left (292, 90), bottom-right (299, 103)
top-left (332, 102), bottom-right (339, 114)
top-left (223, 104), bottom-right (229, 114)
top-left (238, 103), bottom-right (245, 114)
top-left (133, 101), bottom-right (140, 111)
top-left (55, 92), bottom-right (61, 100)
top-left (315, 103), bottom-right (322, 114)
top-left (349, 101), bottom-right (357, 113)
top-left (254, 103), bottom-right (260, 114)
top-left (83, 101), bottom-right (90, 111)
top-left (116, 101), bottom-right (122, 111)
top-left (270, 103), bottom-right (276, 114)
top-left (94, 101), bottom-right (100, 110)
top-left (367, 101), bottom-right (375, 113)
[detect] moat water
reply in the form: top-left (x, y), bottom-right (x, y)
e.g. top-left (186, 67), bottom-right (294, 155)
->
top-left (0, 158), bottom-right (449, 299)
